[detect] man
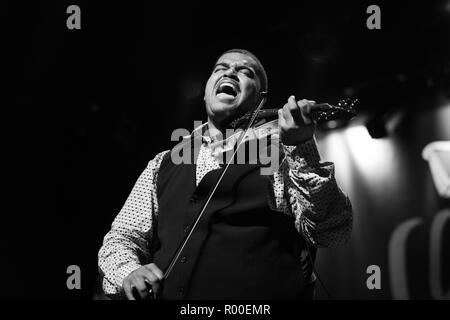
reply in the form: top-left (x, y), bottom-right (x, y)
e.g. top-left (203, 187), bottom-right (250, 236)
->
top-left (98, 49), bottom-right (353, 300)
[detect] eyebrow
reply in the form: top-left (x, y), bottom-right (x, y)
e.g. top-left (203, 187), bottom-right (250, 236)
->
top-left (213, 61), bottom-right (257, 73)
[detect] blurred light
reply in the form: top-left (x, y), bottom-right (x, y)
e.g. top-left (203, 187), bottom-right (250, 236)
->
top-left (91, 103), bottom-right (100, 113)
top-left (344, 125), bottom-right (397, 182)
top-left (397, 73), bottom-right (407, 83)
top-left (319, 125), bottom-right (399, 196)
top-left (318, 119), bottom-right (350, 131)
top-left (385, 109), bottom-right (406, 134)
top-left (422, 141), bottom-right (450, 198)
top-left (318, 132), bottom-right (352, 189)
top-left (435, 102), bottom-right (450, 138)
top-left (318, 125), bottom-right (402, 200)
top-left (326, 120), bottom-right (339, 129)
top-left (344, 87), bottom-right (356, 96)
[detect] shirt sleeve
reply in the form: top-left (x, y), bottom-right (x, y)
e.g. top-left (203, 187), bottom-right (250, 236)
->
top-left (269, 138), bottom-right (353, 248)
top-left (97, 150), bottom-right (169, 297)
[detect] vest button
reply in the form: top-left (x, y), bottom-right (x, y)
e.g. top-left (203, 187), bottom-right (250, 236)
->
top-left (183, 225), bottom-right (189, 233)
top-left (180, 256), bottom-right (187, 263)
top-left (179, 287), bottom-right (185, 298)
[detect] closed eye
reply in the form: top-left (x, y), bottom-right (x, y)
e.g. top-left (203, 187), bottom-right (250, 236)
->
top-left (214, 66), bottom-right (226, 73)
top-left (239, 68), bottom-right (254, 78)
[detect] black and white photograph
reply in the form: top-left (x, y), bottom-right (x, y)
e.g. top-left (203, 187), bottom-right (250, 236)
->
top-left (5, 0), bottom-right (450, 306)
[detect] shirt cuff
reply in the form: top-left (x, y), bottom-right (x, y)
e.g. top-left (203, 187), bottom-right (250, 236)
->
top-left (282, 138), bottom-right (321, 171)
top-left (115, 261), bottom-right (142, 289)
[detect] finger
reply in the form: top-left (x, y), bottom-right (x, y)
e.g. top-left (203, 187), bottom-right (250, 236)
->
top-left (282, 104), bottom-right (293, 124)
top-left (123, 280), bottom-right (135, 300)
top-left (140, 268), bottom-right (161, 299)
top-left (143, 275), bottom-right (159, 298)
top-left (143, 279), bottom-right (155, 300)
top-left (278, 108), bottom-right (290, 138)
top-left (287, 95), bottom-right (298, 110)
top-left (131, 286), bottom-right (143, 300)
top-left (141, 268), bottom-right (161, 294)
top-left (150, 281), bottom-right (161, 299)
top-left (145, 264), bottom-right (164, 299)
top-left (300, 105), bottom-right (312, 125)
top-left (296, 99), bottom-right (307, 108)
top-left (297, 99), bottom-right (317, 113)
top-left (304, 100), bottom-right (316, 113)
top-left (146, 263), bottom-right (164, 281)
top-left (297, 100), bottom-right (313, 125)
top-left (133, 275), bottom-right (149, 300)
top-left (290, 95), bottom-right (304, 119)
top-left (141, 268), bottom-right (160, 284)
top-left (278, 109), bottom-right (287, 128)
top-left (307, 100), bottom-right (318, 124)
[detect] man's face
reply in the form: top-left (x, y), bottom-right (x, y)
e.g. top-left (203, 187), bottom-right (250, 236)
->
top-left (204, 52), bottom-right (262, 125)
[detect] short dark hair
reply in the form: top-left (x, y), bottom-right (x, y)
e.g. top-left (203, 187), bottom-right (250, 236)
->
top-left (215, 48), bottom-right (268, 94)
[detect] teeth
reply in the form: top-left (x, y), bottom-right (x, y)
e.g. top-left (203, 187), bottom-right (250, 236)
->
top-left (218, 81), bottom-right (238, 95)
top-left (220, 83), bottom-right (235, 89)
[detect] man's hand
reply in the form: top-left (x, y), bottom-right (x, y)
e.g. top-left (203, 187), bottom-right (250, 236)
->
top-left (279, 96), bottom-right (316, 146)
top-left (122, 263), bottom-right (164, 300)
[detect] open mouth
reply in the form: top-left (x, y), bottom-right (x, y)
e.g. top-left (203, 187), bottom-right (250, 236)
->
top-left (215, 80), bottom-right (239, 98)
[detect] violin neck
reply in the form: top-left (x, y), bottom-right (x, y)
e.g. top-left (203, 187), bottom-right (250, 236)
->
top-left (261, 103), bottom-right (331, 115)
top-left (230, 99), bottom-right (356, 129)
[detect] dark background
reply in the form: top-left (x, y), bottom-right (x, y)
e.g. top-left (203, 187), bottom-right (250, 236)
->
top-left (6, 0), bottom-right (450, 299)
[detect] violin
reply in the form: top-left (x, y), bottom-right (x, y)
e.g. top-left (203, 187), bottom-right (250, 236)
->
top-left (207, 98), bottom-right (359, 157)
top-left (230, 98), bottom-right (359, 129)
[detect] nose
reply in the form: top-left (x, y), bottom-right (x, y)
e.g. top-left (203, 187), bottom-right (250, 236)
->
top-left (223, 67), bottom-right (239, 81)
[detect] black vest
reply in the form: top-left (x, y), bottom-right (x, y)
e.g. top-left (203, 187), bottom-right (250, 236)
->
top-left (153, 136), bottom-right (313, 300)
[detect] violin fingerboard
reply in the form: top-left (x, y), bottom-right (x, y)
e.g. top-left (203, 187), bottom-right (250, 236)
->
top-left (230, 98), bottom-right (359, 128)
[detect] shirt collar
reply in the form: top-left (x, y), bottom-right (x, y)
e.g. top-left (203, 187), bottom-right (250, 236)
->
top-left (184, 122), bottom-right (213, 145)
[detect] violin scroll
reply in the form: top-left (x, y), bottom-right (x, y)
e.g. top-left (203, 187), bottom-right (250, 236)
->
top-left (311, 98), bottom-right (359, 122)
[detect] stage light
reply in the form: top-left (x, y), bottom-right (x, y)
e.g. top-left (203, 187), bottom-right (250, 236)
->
top-left (344, 125), bottom-right (397, 185)
top-left (318, 131), bottom-right (352, 189)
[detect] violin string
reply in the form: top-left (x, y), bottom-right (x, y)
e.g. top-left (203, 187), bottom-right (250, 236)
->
top-left (164, 97), bottom-right (267, 279)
